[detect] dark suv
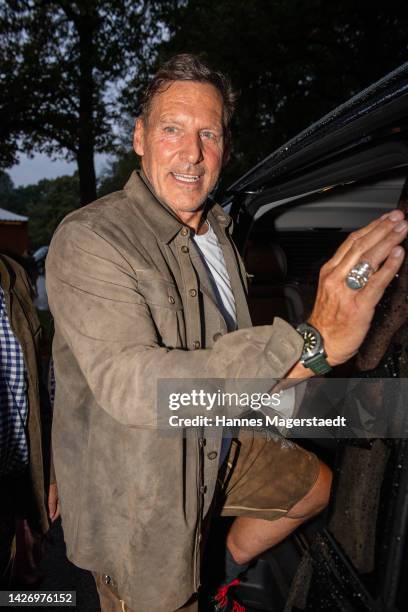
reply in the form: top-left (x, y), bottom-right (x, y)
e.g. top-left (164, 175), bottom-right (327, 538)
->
top-left (221, 61), bottom-right (408, 612)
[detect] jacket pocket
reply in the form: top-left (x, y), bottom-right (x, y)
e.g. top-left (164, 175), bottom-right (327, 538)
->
top-left (138, 278), bottom-right (185, 348)
top-left (138, 278), bottom-right (183, 310)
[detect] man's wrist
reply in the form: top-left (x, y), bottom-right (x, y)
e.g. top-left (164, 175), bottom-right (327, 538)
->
top-left (297, 320), bottom-right (333, 374)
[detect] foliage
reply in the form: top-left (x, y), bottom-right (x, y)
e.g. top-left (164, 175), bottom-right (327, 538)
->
top-left (98, 149), bottom-right (139, 196)
top-left (2, 0), bottom-right (408, 202)
top-left (148, 0), bottom-right (408, 189)
top-left (0, 0), bottom-right (165, 203)
top-left (1, 171), bottom-right (79, 248)
top-left (0, 170), bottom-right (14, 203)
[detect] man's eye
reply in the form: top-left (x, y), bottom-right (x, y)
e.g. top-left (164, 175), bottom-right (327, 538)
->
top-left (164, 126), bottom-right (178, 134)
top-left (201, 131), bottom-right (216, 140)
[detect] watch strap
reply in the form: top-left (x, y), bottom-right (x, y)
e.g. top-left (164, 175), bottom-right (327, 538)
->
top-left (296, 322), bottom-right (332, 375)
top-left (303, 353), bottom-right (332, 375)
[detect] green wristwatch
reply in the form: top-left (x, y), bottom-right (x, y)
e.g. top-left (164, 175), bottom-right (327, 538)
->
top-left (296, 322), bottom-right (332, 375)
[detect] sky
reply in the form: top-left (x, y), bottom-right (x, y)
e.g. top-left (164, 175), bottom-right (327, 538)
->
top-left (8, 152), bottom-right (110, 187)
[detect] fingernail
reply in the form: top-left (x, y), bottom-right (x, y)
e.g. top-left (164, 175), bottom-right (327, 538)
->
top-left (394, 221), bottom-right (408, 232)
top-left (392, 246), bottom-right (404, 257)
top-left (389, 210), bottom-right (403, 221)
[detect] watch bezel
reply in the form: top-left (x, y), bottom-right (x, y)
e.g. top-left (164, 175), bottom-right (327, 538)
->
top-left (296, 322), bottom-right (324, 363)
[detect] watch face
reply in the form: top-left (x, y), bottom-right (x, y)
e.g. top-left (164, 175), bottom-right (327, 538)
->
top-left (297, 323), bottom-right (330, 372)
top-left (297, 323), bottom-right (323, 360)
top-left (303, 329), bottom-right (318, 356)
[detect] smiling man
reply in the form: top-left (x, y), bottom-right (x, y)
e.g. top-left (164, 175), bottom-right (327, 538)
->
top-left (46, 54), bottom-right (407, 612)
top-left (133, 79), bottom-right (225, 222)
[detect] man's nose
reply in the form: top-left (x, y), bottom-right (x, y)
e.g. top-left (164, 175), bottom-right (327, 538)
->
top-left (179, 132), bottom-right (204, 164)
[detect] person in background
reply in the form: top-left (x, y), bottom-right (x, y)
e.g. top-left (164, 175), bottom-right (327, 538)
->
top-left (0, 253), bottom-right (59, 587)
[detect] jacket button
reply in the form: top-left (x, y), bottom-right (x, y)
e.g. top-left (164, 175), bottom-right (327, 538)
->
top-left (168, 295), bottom-right (175, 304)
top-left (200, 485), bottom-right (207, 494)
top-left (180, 227), bottom-right (189, 236)
top-left (103, 575), bottom-right (112, 585)
top-left (207, 451), bottom-right (218, 460)
top-left (193, 340), bottom-right (201, 349)
top-left (189, 289), bottom-right (197, 297)
top-left (181, 245), bottom-right (189, 253)
top-left (213, 332), bottom-right (223, 342)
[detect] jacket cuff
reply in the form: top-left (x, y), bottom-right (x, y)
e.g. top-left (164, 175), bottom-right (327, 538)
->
top-left (264, 317), bottom-right (304, 376)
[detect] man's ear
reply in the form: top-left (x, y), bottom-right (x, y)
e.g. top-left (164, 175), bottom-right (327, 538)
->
top-left (133, 117), bottom-right (145, 156)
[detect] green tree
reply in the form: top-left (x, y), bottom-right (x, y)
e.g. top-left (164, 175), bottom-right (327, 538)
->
top-left (0, 170), bottom-right (14, 207)
top-left (2, 172), bottom-right (80, 248)
top-left (23, 174), bottom-right (80, 247)
top-left (0, 0), bottom-right (164, 205)
top-left (98, 149), bottom-right (139, 197)
top-left (148, 0), bottom-right (408, 188)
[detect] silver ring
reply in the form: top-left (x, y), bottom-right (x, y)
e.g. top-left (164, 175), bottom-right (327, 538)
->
top-left (345, 261), bottom-right (375, 290)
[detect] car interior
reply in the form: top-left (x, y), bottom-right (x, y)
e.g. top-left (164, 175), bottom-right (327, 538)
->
top-left (243, 169), bottom-right (406, 330)
top-left (204, 168), bottom-right (408, 611)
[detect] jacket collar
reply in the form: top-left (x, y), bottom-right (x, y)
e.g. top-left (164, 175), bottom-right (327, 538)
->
top-left (124, 171), bottom-right (232, 243)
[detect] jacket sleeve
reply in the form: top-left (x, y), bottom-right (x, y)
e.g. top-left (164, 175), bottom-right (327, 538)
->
top-left (9, 257), bottom-right (56, 489)
top-left (46, 221), bottom-right (304, 427)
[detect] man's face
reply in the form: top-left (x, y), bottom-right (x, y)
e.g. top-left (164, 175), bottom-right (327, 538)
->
top-left (133, 81), bottom-right (225, 216)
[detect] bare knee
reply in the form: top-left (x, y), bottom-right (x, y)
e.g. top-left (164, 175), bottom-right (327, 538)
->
top-left (287, 460), bottom-right (332, 521)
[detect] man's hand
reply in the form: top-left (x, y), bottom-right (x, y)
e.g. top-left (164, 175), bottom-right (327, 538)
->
top-left (48, 482), bottom-right (60, 522)
top-left (308, 210), bottom-right (407, 367)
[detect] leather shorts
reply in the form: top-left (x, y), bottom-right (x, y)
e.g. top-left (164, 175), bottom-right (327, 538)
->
top-left (218, 430), bottom-right (321, 521)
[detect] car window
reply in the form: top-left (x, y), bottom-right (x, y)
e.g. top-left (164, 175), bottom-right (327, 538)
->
top-left (243, 169), bottom-right (407, 327)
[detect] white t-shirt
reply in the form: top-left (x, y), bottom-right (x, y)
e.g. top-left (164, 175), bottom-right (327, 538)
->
top-left (192, 221), bottom-right (236, 464)
top-left (192, 221), bottom-right (237, 332)
top-left (194, 222), bottom-right (297, 461)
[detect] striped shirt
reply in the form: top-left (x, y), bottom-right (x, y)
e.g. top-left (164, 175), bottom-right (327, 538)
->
top-left (0, 285), bottom-right (29, 475)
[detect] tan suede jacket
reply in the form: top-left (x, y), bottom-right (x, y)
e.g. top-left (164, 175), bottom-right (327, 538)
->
top-left (45, 172), bottom-right (303, 611)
